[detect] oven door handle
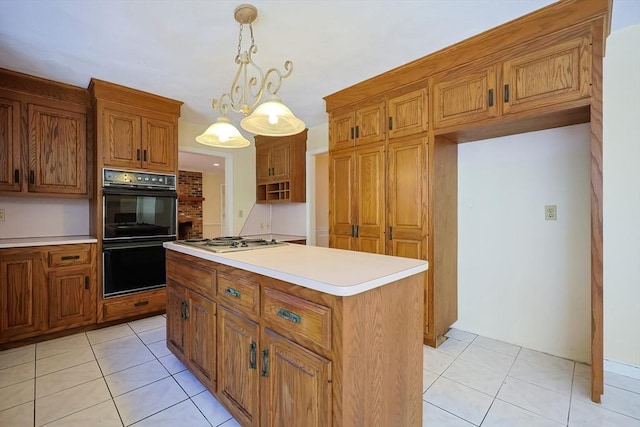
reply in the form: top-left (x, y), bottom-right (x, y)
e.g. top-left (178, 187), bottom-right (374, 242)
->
top-left (102, 187), bottom-right (178, 198)
top-left (102, 241), bottom-right (169, 250)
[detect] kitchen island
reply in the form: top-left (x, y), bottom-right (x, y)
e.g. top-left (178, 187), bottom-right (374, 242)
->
top-left (164, 241), bottom-right (428, 427)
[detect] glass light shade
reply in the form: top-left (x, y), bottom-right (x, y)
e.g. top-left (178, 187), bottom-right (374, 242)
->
top-left (195, 116), bottom-right (250, 148)
top-left (240, 97), bottom-right (305, 136)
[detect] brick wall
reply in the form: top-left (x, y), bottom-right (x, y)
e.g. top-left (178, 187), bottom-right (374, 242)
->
top-left (178, 170), bottom-right (203, 239)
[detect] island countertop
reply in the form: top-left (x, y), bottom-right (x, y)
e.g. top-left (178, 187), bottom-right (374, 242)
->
top-left (164, 241), bottom-right (428, 297)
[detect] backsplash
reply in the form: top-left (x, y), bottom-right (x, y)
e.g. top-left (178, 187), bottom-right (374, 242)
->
top-left (0, 197), bottom-right (89, 239)
top-left (178, 171), bottom-right (203, 239)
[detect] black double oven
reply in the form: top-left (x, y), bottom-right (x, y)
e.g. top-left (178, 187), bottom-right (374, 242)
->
top-left (102, 168), bottom-right (177, 298)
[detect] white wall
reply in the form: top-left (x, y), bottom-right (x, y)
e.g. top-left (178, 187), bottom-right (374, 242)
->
top-left (0, 197), bottom-right (89, 238)
top-left (455, 124), bottom-right (592, 363)
top-left (315, 153), bottom-right (330, 247)
top-left (603, 24), bottom-right (640, 368)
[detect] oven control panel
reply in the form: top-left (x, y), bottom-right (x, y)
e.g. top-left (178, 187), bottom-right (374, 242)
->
top-left (103, 168), bottom-right (176, 190)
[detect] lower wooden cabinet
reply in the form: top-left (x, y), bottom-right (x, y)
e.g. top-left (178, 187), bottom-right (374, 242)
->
top-left (166, 249), bottom-right (424, 427)
top-left (0, 243), bottom-right (97, 345)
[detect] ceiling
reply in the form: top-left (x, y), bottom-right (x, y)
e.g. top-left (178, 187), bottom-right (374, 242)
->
top-left (1, 0), bottom-right (638, 172)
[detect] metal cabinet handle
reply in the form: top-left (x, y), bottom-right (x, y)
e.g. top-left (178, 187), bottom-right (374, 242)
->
top-left (183, 302), bottom-right (189, 319)
top-left (355, 125), bottom-right (360, 138)
top-left (61, 255), bottom-right (80, 261)
top-left (143, 150), bottom-right (148, 162)
top-left (14, 169), bottom-right (19, 183)
top-left (504, 84), bottom-right (510, 103)
top-left (350, 127), bottom-right (354, 140)
top-left (134, 300), bottom-right (149, 307)
top-left (388, 117), bottom-right (393, 130)
top-left (225, 287), bottom-right (241, 298)
top-left (389, 226), bottom-right (393, 240)
top-left (85, 276), bottom-right (90, 290)
top-left (488, 89), bottom-right (494, 107)
top-left (180, 301), bottom-right (186, 319)
top-left (277, 308), bottom-right (301, 324)
top-left (29, 171), bottom-right (34, 185)
top-left (249, 342), bottom-right (257, 369)
top-left (261, 349), bottom-right (269, 377)
top-left (355, 225), bottom-right (359, 238)
top-left (137, 149), bottom-right (141, 161)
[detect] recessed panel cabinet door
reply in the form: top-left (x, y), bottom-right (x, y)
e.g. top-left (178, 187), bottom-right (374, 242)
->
top-left (355, 102), bottom-right (385, 146)
top-left (256, 143), bottom-right (271, 183)
top-left (0, 251), bottom-right (45, 341)
top-left (166, 283), bottom-right (186, 360)
top-left (270, 140), bottom-right (291, 181)
top-left (261, 328), bottom-right (331, 427)
top-left (329, 151), bottom-right (355, 250)
top-left (48, 266), bottom-right (95, 329)
top-left (388, 88), bottom-right (428, 139)
top-left (103, 108), bottom-right (141, 169)
top-left (0, 97), bottom-right (22, 192)
top-left (185, 291), bottom-right (216, 390)
top-left (387, 139), bottom-right (428, 260)
top-left (329, 111), bottom-right (355, 151)
top-left (28, 104), bottom-right (87, 195)
top-left (217, 306), bottom-right (259, 427)
top-left (355, 145), bottom-right (385, 254)
top-left (142, 117), bottom-right (176, 172)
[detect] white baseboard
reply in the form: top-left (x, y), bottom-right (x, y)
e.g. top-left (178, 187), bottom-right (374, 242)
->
top-left (604, 358), bottom-right (640, 380)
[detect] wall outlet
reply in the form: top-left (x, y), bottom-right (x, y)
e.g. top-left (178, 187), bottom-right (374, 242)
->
top-left (0, 209), bottom-right (4, 222)
top-left (545, 205), bottom-right (557, 221)
top-left (239, 209), bottom-right (243, 218)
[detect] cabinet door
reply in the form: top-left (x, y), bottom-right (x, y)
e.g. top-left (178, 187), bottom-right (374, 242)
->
top-left (355, 101), bottom-right (385, 146)
top-left (270, 140), bottom-right (291, 181)
top-left (256, 143), bottom-right (272, 183)
top-left (0, 250), bottom-right (45, 341)
top-left (48, 265), bottom-right (95, 330)
top-left (388, 88), bottom-right (428, 139)
top-left (185, 291), bottom-right (216, 390)
top-left (329, 110), bottom-right (355, 151)
top-left (355, 145), bottom-right (385, 254)
top-left (0, 97), bottom-right (22, 192)
top-left (433, 65), bottom-right (498, 129)
top-left (329, 150), bottom-right (355, 250)
top-left (503, 36), bottom-right (591, 115)
top-left (166, 282), bottom-right (186, 360)
top-left (142, 117), bottom-right (176, 173)
top-left (387, 139), bottom-right (428, 260)
top-left (217, 306), bottom-right (259, 427)
top-left (28, 104), bottom-right (87, 195)
top-left (103, 108), bottom-right (142, 169)
top-left (261, 329), bottom-right (331, 427)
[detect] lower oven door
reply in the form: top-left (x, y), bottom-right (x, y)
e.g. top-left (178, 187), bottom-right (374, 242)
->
top-left (103, 240), bottom-right (168, 298)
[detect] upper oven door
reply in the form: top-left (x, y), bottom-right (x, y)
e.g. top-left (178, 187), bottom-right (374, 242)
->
top-left (103, 187), bottom-right (177, 240)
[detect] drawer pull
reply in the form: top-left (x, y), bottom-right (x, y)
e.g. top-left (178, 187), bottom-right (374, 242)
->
top-left (261, 349), bottom-right (269, 377)
top-left (225, 287), bottom-right (241, 298)
top-left (249, 341), bottom-right (257, 370)
top-left (134, 300), bottom-right (149, 307)
top-left (61, 255), bottom-right (81, 261)
top-left (277, 308), bottom-right (301, 324)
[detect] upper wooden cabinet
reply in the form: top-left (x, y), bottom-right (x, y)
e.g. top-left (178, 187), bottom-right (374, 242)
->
top-left (329, 101), bottom-right (385, 151)
top-left (433, 65), bottom-right (498, 129)
top-left (433, 31), bottom-right (592, 131)
top-left (255, 129), bottom-right (307, 203)
top-left (0, 69), bottom-right (91, 198)
top-left (90, 79), bottom-right (182, 174)
top-left (388, 88), bottom-right (429, 139)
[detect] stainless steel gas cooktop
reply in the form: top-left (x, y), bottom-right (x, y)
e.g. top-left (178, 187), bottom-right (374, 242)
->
top-left (175, 236), bottom-right (288, 253)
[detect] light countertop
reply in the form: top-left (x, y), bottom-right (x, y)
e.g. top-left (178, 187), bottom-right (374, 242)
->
top-left (0, 235), bottom-right (97, 249)
top-left (241, 234), bottom-right (306, 242)
top-left (164, 241), bottom-right (428, 297)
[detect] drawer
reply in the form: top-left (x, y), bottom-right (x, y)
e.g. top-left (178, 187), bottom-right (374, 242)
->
top-left (48, 245), bottom-right (92, 267)
top-left (167, 254), bottom-right (216, 298)
top-left (217, 273), bottom-right (259, 316)
top-left (100, 289), bottom-right (166, 323)
top-left (262, 287), bottom-right (331, 350)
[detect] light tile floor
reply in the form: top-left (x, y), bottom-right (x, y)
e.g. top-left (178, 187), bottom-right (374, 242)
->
top-left (1, 317), bottom-right (638, 426)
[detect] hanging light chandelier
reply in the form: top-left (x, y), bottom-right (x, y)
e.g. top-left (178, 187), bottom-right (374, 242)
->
top-left (196, 4), bottom-right (305, 148)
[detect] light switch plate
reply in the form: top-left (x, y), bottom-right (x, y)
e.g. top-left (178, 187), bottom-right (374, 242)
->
top-left (0, 209), bottom-right (4, 222)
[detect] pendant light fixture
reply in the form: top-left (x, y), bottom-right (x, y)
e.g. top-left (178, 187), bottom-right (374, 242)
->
top-left (196, 4), bottom-right (305, 148)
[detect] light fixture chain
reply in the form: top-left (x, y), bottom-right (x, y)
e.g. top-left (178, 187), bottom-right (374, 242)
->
top-left (237, 23), bottom-right (243, 58)
top-left (249, 22), bottom-right (255, 46)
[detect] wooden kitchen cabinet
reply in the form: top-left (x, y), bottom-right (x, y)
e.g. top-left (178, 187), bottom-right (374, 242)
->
top-left (90, 78), bottom-right (182, 174)
top-left (217, 306), bottom-right (260, 427)
top-left (0, 249), bottom-right (46, 341)
top-left (261, 328), bottom-right (332, 427)
top-left (0, 96), bottom-right (22, 192)
top-left (255, 129), bottom-right (307, 203)
top-left (387, 88), bottom-right (428, 139)
top-left (329, 101), bottom-right (385, 151)
top-left (329, 144), bottom-right (385, 254)
top-left (166, 283), bottom-right (186, 359)
top-left (0, 243), bottom-right (97, 345)
top-left (0, 68), bottom-right (91, 198)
